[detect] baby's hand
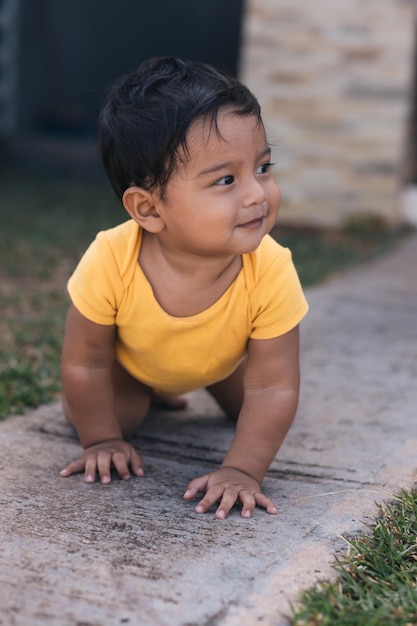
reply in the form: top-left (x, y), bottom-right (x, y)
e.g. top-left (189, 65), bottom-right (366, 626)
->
top-left (59, 439), bottom-right (144, 484)
top-left (183, 466), bottom-right (277, 519)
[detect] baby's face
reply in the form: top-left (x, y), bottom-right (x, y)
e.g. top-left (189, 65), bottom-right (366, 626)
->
top-left (154, 108), bottom-right (280, 258)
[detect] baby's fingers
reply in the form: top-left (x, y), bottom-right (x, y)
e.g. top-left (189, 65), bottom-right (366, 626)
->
top-left (183, 474), bottom-right (210, 500)
top-left (59, 458), bottom-right (86, 478)
top-left (254, 492), bottom-right (278, 515)
top-left (96, 450), bottom-right (112, 484)
top-left (238, 489), bottom-right (257, 519)
top-left (128, 447), bottom-right (145, 477)
top-left (216, 490), bottom-right (277, 519)
top-left (195, 484), bottom-right (229, 516)
top-left (112, 450), bottom-right (143, 481)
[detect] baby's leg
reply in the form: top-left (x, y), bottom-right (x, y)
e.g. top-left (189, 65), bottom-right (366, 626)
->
top-left (206, 360), bottom-right (245, 421)
top-left (62, 360), bottom-right (152, 439)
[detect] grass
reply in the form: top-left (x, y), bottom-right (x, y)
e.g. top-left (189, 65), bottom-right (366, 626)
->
top-left (270, 217), bottom-right (404, 287)
top-left (291, 490), bottom-right (417, 625)
top-left (0, 166), bottom-right (409, 419)
top-left (0, 168), bottom-right (122, 418)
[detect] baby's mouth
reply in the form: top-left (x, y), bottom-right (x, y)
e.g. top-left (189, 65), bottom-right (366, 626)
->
top-left (238, 215), bottom-right (265, 228)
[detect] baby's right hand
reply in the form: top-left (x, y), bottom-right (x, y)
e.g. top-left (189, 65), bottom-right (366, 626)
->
top-left (59, 439), bottom-right (144, 484)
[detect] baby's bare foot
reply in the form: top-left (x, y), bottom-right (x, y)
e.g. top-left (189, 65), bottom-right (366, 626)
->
top-left (151, 393), bottom-right (188, 410)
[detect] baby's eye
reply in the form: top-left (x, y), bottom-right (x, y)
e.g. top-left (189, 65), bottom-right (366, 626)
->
top-left (213, 174), bottom-right (235, 186)
top-left (256, 162), bottom-right (274, 175)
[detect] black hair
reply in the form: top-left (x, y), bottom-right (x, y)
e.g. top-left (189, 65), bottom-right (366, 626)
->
top-left (97, 56), bottom-right (262, 200)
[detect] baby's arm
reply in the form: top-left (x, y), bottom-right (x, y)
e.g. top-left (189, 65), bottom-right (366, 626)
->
top-left (184, 325), bottom-right (300, 518)
top-left (59, 305), bottom-right (143, 483)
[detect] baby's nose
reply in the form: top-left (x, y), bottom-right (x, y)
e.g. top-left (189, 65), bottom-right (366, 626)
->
top-left (242, 178), bottom-right (267, 207)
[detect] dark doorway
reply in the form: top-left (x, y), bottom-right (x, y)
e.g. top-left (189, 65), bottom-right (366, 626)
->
top-left (18, 0), bottom-right (245, 137)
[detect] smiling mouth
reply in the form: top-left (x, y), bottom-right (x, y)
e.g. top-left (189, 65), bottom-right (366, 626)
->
top-left (238, 216), bottom-right (265, 228)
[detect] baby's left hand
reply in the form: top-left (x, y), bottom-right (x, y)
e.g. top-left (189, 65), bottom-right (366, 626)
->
top-left (183, 466), bottom-right (277, 519)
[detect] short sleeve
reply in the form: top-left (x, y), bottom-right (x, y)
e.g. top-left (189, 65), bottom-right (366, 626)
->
top-left (67, 231), bottom-right (124, 325)
top-left (249, 240), bottom-right (308, 339)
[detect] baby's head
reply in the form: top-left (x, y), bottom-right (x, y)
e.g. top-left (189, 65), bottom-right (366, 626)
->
top-left (98, 57), bottom-right (262, 200)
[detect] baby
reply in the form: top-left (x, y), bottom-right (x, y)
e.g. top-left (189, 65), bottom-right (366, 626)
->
top-left (60, 56), bottom-right (308, 519)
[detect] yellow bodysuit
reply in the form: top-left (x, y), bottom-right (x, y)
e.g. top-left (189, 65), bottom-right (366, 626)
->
top-left (68, 220), bottom-right (308, 395)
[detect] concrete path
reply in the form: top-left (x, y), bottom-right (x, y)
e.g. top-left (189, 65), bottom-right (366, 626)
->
top-left (1, 234), bottom-right (416, 626)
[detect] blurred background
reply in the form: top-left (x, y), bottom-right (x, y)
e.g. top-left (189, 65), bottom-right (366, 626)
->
top-left (0, 0), bottom-right (244, 178)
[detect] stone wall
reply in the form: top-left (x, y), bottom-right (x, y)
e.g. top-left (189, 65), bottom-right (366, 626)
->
top-left (240, 0), bottom-right (416, 227)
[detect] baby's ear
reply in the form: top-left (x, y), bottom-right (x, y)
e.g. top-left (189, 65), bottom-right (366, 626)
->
top-left (122, 186), bottom-right (165, 233)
